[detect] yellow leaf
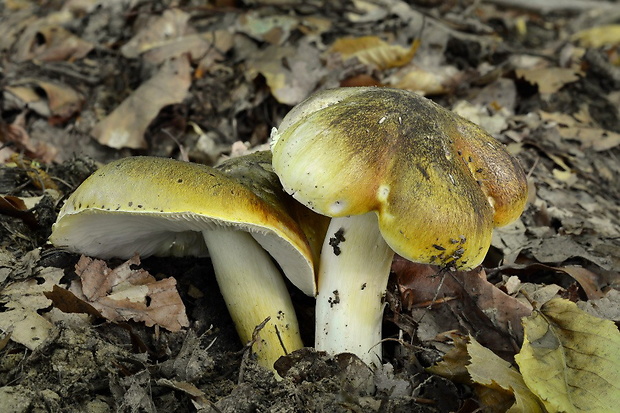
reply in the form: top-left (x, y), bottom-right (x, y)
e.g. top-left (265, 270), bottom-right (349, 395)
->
top-left (467, 336), bottom-right (545, 412)
top-left (515, 298), bottom-right (620, 413)
top-left (329, 36), bottom-right (419, 70)
top-left (572, 25), bottom-right (620, 48)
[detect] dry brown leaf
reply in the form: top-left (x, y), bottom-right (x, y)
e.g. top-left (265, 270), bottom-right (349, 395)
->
top-left (5, 79), bottom-right (84, 121)
top-left (16, 24), bottom-right (93, 62)
top-left (577, 289), bottom-right (620, 322)
top-left (91, 55), bottom-right (191, 149)
top-left (390, 66), bottom-right (461, 95)
top-left (0, 195), bottom-right (39, 229)
top-left (146, 31), bottom-right (234, 67)
top-left (44, 285), bottom-right (102, 318)
top-left (245, 41), bottom-right (326, 105)
top-left (120, 8), bottom-right (191, 58)
top-left (516, 67), bottom-right (581, 95)
top-left (392, 259), bottom-right (532, 357)
top-left (556, 265), bottom-right (605, 300)
top-left (0, 113), bottom-right (58, 163)
top-left (7, 154), bottom-right (59, 190)
top-left (426, 332), bottom-right (471, 382)
top-left (71, 255), bottom-right (189, 332)
top-left (540, 110), bottom-right (620, 151)
top-left (329, 36), bottom-right (419, 70)
top-left (236, 11), bottom-right (299, 45)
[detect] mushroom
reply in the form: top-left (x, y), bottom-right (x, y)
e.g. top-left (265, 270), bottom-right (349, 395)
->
top-left (50, 151), bottom-right (324, 370)
top-left (270, 87), bottom-right (528, 365)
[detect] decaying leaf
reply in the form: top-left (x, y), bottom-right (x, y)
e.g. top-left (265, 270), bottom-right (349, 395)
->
top-left (571, 24), bottom-right (620, 48)
top-left (4, 79), bottom-right (84, 121)
top-left (245, 40), bottom-right (326, 105)
top-left (468, 336), bottom-right (545, 412)
top-left (14, 23), bottom-right (93, 62)
top-left (390, 65), bottom-right (461, 95)
top-left (236, 10), bottom-right (300, 45)
top-left (91, 55), bottom-right (191, 149)
top-left (70, 255), bottom-right (189, 332)
top-left (0, 267), bottom-right (64, 349)
top-left (148, 31), bottom-right (234, 67)
top-left (426, 332), bottom-right (471, 383)
top-left (120, 8), bottom-right (191, 58)
top-left (539, 110), bottom-right (620, 151)
top-left (329, 36), bottom-right (419, 70)
top-left (0, 195), bottom-right (39, 229)
top-left (8, 154), bottom-right (60, 190)
top-left (0, 113), bottom-right (59, 163)
top-left (392, 259), bottom-right (532, 357)
top-left (515, 298), bottom-right (620, 412)
top-left (516, 67), bottom-right (582, 95)
top-left (577, 289), bottom-right (620, 322)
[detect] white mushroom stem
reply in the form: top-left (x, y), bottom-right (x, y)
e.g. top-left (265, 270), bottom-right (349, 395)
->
top-left (202, 228), bottom-right (303, 369)
top-left (314, 213), bottom-right (394, 366)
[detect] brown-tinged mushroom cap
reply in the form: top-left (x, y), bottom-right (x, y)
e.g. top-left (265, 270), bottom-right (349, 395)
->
top-left (271, 87), bottom-right (527, 269)
top-left (51, 151), bottom-right (317, 295)
top-left (271, 87), bottom-right (528, 365)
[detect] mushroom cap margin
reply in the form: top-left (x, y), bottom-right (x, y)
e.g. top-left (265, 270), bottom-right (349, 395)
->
top-left (50, 153), bottom-right (317, 296)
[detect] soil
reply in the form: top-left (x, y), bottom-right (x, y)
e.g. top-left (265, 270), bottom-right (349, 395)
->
top-left (1, 1), bottom-right (619, 412)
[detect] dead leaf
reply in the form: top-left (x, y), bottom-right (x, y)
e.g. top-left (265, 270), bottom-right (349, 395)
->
top-left (516, 67), bottom-right (582, 95)
top-left (71, 255), bottom-right (189, 332)
top-left (15, 24), bottom-right (93, 62)
top-left (158, 330), bottom-right (216, 381)
top-left (540, 110), bottom-right (620, 151)
top-left (339, 73), bottom-right (382, 88)
top-left (467, 336), bottom-right (545, 412)
top-left (571, 24), bottom-right (620, 48)
top-left (236, 11), bottom-right (299, 45)
top-left (557, 265), bottom-right (605, 300)
top-left (345, 0), bottom-right (389, 23)
top-left (246, 40), bottom-right (326, 105)
top-left (392, 259), bottom-right (532, 358)
top-left (0, 267), bottom-right (64, 349)
top-left (452, 99), bottom-right (510, 136)
top-left (7, 154), bottom-right (59, 190)
top-left (390, 65), bottom-right (461, 95)
top-left (515, 298), bottom-right (620, 412)
top-left (329, 36), bottom-right (419, 70)
top-left (577, 288), bottom-right (620, 322)
top-left (146, 31), bottom-right (234, 67)
top-left (44, 285), bottom-right (102, 318)
top-left (491, 219), bottom-right (529, 265)
top-left (0, 195), bottom-right (39, 229)
top-left (91, 55), bottom-right (191, 149)
top-left (5, 79), bottom-right (84, 121)
top-left (426, 332), bottom-right (471, 383)
top-left (0, 113), bottom-right (59, 163)
top-left (120, 8), bottom-right (191, 58)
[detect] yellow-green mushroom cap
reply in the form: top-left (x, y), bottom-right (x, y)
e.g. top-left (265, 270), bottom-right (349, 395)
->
top-left (50, 151), bottom-right (317, 296)
top-left (270, 87), bottom-right (528, 269)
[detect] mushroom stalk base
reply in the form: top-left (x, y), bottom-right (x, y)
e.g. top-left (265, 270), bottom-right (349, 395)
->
top-left (202, 228), bottom-right (303, 370)
top-left (315, 213), bottom-right (394, 366)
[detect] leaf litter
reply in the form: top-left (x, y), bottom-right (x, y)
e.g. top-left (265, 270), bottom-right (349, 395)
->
top-left (1, 0), bottom-right (619, 411)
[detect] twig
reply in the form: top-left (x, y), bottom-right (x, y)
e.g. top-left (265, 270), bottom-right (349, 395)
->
top-left (237, 316), bottom-right (270, 384)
